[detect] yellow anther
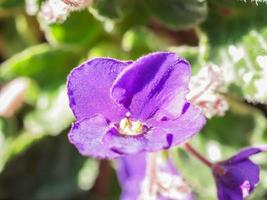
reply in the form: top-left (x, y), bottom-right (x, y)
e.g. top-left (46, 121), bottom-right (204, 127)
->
top-left (119, 117), bottom-right (143, 136)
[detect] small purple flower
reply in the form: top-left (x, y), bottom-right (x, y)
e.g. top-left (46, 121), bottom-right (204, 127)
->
top-left (212, 146), bottom-right (267, 200)
top-left (67, 52), bottom-right (206, 158)
top-left (116, 153), bottom-right (194, 200)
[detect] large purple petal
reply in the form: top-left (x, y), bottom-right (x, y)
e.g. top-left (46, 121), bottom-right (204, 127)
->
top-left (67, 58), bottom-right (129, 121)
top-left (147, 104), bottom-right (206, 148)
top-left (110, 52), bottom-right (191, 121)
top-left (68, 115), bottom-right (120, 159)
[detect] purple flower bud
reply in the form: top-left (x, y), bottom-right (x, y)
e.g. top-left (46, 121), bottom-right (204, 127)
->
top-left (67, 52), bottom-right (206, 158)
top-left (212, 146), bottom-right (267, 200)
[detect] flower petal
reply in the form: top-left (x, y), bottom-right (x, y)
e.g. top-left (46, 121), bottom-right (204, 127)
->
top-left (222, 160), bottom-right (260, 194)
top-left (147, 104), bottom-right (206, 148)
top-left (215, 159), bottom-right (260, 200)
top-left (103, 128), bottom-right (148, 155)
top-left (110, 52), bottom-right (191, 121)
top-left (67, 58), bottom-right (129, 121)
top-left (227, 146), bottom-right (267, 163)
top-left (68, 115), bottom-right (120, 159)
top-left (216, 176), bottom-right (243, 200)
top-left (102, 128), bottom-right (173, 155)
top-left (116, 153), bottom-right (147, 200)
top-left (143, 127), bottom-right (172, 151)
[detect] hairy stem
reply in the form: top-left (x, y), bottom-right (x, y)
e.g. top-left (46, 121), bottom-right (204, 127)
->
top-left (183, 143), bottom-right (213, 168)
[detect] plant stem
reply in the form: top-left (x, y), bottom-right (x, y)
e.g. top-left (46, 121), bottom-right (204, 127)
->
top-left (183, 143), bottom-right (213, 168)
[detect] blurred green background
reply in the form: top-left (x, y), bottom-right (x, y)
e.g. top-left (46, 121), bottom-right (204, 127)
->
top-left (0, 0), bottom-right (267, 199)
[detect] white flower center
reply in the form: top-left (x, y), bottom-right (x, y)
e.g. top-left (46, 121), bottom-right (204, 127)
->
top-left (119, 114), bottom-right (143, 136)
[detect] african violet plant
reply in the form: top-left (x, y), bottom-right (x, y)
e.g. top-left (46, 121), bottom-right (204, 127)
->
top-left (0, 0), bottom-right (267, 200)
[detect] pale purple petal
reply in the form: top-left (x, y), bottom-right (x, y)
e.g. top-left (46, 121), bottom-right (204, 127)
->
top-left (102, 127), bottom-right (183, 155)
top-left (67, 58), bottom-right (129, 121)
top-left (110, 52), bottom-right (191, 121)
top-left (147, 104), bottom-right (206, 148)
top-left (103, 128), bottom-right (147, 155)
top-left (144, 127), bottom-right (173, 151)
top-left (227, 146), bottom-right (267, 163)
top-left (68, 115), bottom-right (120, 159)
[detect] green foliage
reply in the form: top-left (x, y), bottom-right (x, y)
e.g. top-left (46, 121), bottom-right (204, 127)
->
top-left (0, 44), bottom-right (80, 89)
top-left (44, 11), bottom-right (103, 48)
top-left (142, 0), bottom-right (208, 30)
top-left (0, 134), bottom-right (93, 200)
top-left (202, 0), bottom-right (267, 102)
top-left (0, 0), bottom-right (23, 10)
top-left (90, 0), bottom-right (134, 21)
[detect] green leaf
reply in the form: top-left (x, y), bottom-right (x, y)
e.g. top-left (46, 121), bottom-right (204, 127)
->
top-left (122, 27), bottom-right (168, 59)
top-left (0, 131), bottom-right (45, 172)
top-left (0, 0), bottom-right (23, 10)
top-left (142, 0), bottom-right (207, 30)
top-left (0, 134), bottom-right (98, 200)
top-left (202, 0), bottom-right (267, 102)
top-left (89, 42), bottom-right (127, 59)
top-left (0, 17), bottom-right (29, 58)
top-left (203, 0), bottom-right (267, 47)
top-left (44, 10), bottom-right (103, 48)
top-left (0, 44), bottom-right (80, 90)
top-left (90, 0), bottom-right (134, 21)
top-left (24, 86), bottom-right (73, 136)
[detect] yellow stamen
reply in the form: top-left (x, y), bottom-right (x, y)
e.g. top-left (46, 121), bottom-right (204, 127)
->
top-left (119, 117), bottom-right (143, 136)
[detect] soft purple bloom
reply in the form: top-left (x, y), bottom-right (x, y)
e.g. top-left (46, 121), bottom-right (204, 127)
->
top-left (116, 153), bottom-right (194, 200)
top-left (67, 52), bottom-right (206, 158)
top-left (212, 146), bottom-right (267, 200)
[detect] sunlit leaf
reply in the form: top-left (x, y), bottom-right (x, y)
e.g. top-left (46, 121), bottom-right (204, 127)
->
top-left (44, 10), bottom-right (103, 48)
top-left (142, 0), bottom-right (207, 30)
top-left (0, 44), bottom-right (80, 90)
top-left (90, 0), bottom-right (134, 21)
top-left (202, 0), bottom-right (267, 102)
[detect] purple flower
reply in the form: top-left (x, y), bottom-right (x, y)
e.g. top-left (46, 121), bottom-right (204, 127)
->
top-left (116, 153), bottom-right (194, 200)
top-left (212, 146), bottom-right (267, 200)
top-left (67, 52), bottom-right (206, 158)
